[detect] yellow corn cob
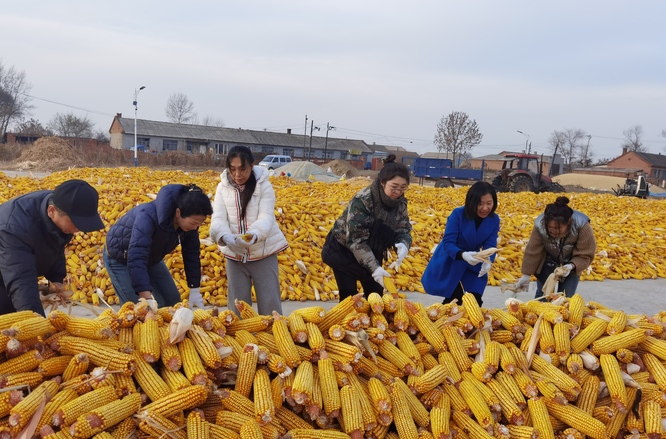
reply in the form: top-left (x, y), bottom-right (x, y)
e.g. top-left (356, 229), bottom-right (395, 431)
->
top-left (69, 393), bottom-right (142, 438)
top-left (131, 352), bottom-right (171, 402)
top-left (543, 397), bottom-right (607, 439)
top-left (0, 371), bottom-right (44, 389)
top-left (239, 420), bottom-right (262, 439)
top-left (0, 310), bottom-right (39, 330)
top-left (317, 357), bottom-right (341, 417)
top-left (137, 316), bottom-right (160, 363)
top-left (35, 388), bottom-right (78, 433)
top-left (569, 318), bottom-right (607, 353)
top-left (339, 385), bottom-right (363, 437)
top-left (642, 399), bottom-right (661, 439)
top-left (209, 423), bottom-right (240, 439)
top-left (615, 348), bottom-right (634, 364)
top-left (599, 353), bottom-right (628, 413)
top-left (552, 322), bottom-right (571, 363)
top-left (590, 328), bottom-right (647, 355)
top-left (574, 374), bottom-right (599, 414)
top-left (0, 389), bottom-right (23, 419)
top-left (393, 377), bottom-right (430, 428)
top-left (253, 368), bottom-right (274, 425)
top-left (141, 384), bottom-right (208, 418)
top-left (377, 338), bottom-right (416, 376)
top-left (49, 311), bottom-right (114, 340)
top-left (345, 372), bottom-right (377, 431)
top-left (430, 394), bottom-right (450, 439)
top-left (458, 378), bottom-right (493, 430)
top-left (1, 315), bottom-right (54, 340)
top-left (0, 349), bottom-right (41, 376)
top-left (215, 409), bottom-right (281, 439)
top-left (389, 380), bottom-right (419, 439)
top-left (217, 389), bottom-right (255, 419)
top-left (383, 277), bottom-right (398, 295)
top-left (57, 336), bottom-right (136, 376)
top-left (527, 397), bottom-right (554, 439)
top-left (178, 337), bottom-right (208, 386)
top-left (8, 379), bottom-right (60, 432)
top-left (451, 411), bottom-right (493, 439)
top-left (186, 410), bottom-right (210, 439)
top-left (137, 411), bottom-right (186, 439)
top-left (529, 354), bottom-right (581, 400)
top-left (272, 315), bottom-right (302, 368)
top-left (412, 364), bottom-right (447, 394)
top-left (441, 325), bottom-right (473, 372)
top-left (367, 377), bottom-right (392, 426)
top-left (318, 293), bottom-right (364, 333)
top-left (643, 352), bottom-right (666, 391)
top-left (158, 325), bottom-right (182, 371)
top-left (512, 368), bottom-right (538, 399)
top-left (486, 378), bottom-right (524, 425)
top-left (53, 386), bottom-right (118, 427)
top-left (639, 336), bottom-right (666, 361)
top-left (282, 429), bottom-right (352, 439)
top-left (461, 293), bottom-right (484, 328)
top-left (290, 306), bottom-right (326, 324)
top-left (235, 344), bottom-right (259, 398)
top-left (494, 371), bottom-right (526, 409)
top-left (567, 294), bottom-right (586, 328)
top-left (187, 326), bottom-right (222, 369)
top-left (606, 310), bottom-right (627, 335)
top-left (507, 425), bottom-right (537, 439)
top-left (291, 360), bottom-right (314, 405)
top-left (234, 299), bottom-right (259, 320)
top-left (324, 339), bottom-right (362, 364)
top-left (226, 315), bottom-right (272, 335)
top-left (288, 313), bottom-right (308, 344)
top-left (273, 406), bottom-right (313, 431)
top-left (108, 417), bottom-right (137, 438)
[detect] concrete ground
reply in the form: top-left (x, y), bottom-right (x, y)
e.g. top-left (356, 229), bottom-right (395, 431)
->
top-left (65, 277), bottom-right (666, 318)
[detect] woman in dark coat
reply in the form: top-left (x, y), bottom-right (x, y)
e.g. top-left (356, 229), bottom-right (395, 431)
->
top-left (421, 181), bottom-right (500, 306)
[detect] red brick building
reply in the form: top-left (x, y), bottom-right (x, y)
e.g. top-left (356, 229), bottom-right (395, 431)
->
top-left (606, 150), bottom-right (666, 188)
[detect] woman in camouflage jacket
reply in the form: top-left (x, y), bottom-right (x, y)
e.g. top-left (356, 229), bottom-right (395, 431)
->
top-left (322, 155), bottom-right (412, 301)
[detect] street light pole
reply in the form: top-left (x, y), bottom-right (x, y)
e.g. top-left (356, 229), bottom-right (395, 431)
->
top-left (133, 86), bottom-right (146, 167)
top-left (308, 122), bottom-right (320, 162)
top-left (324, 123), bottom-right (335, 161)
top-left (517, 130), bottom-right (531, 154)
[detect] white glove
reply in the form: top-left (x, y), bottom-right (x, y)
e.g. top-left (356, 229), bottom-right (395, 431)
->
top-left (389, 243), bottom-right (409, 271)
top-left (221, 234), bottom-right (246, 254)
top-left (478, 261), bottom-right (492, 278)
top-left (561, 263), bottom-right (574, 278)
top-left (462, 251), bottom-right (481, 266)
top-left (515, 275), bottom-right (531, 290)
top-left (188, 288), bottom-right (205, 309)
top-left (372, 267), bottom-right (390, 288)
top-left (146, 294), bottom-right (158, 312)
top-left (235, 233), bottom-right (257, 248)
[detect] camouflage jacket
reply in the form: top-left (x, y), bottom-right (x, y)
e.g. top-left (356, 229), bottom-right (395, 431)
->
top-left (329, 182), bottom-right (412, 273)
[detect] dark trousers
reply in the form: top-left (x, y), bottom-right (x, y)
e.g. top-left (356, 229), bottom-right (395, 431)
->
top-left (322, 233), bottom-right (383, 302)
top-left (442, 282), bottom-right (483, 307)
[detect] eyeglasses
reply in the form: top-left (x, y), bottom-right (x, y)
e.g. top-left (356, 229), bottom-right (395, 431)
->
top-left (388, 186), bottom-right (408, 194)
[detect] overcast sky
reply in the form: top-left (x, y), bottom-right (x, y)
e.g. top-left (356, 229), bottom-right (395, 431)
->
top-left (4, 1), bottom-right (666, 160)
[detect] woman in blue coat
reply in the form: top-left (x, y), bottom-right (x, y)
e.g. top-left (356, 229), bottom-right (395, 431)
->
top-left (421, 181), bottom-right (500, 306)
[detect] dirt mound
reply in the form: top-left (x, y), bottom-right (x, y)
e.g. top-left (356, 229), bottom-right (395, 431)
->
top-left (321, 160), bottom-right (360, 178)
top-left (14, 137), bottom-right (85, 171)
top-left (553, 173), bottom-right (664, 193)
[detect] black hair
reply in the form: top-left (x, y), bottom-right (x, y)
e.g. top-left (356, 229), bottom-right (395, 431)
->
top-left (463, 181), bottom-right (498, 220)
top-left (378, 154), bottom-right (410, 185)
top-left (543, 196), bottom-right (574, 225)
top-left (176, 184), bottom-right (213, 217)
top-left (226, 145), bottom-right (257, 220)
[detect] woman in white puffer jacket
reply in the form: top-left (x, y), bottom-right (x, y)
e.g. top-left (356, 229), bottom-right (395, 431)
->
top-left (210, 146), bottom-right (288, 316)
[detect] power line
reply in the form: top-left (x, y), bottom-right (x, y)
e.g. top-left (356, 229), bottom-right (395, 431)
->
top-left (20, 93), bottom-right (116, 117)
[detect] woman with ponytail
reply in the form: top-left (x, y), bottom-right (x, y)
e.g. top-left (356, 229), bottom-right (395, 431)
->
top-left (322, 154), bottom-right (412, 301)
top-left (210, 146), bottom-right (288, 316)
top-left (515, 196), bottom-right (596, 298)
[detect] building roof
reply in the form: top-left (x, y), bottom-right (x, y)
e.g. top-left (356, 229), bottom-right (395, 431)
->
top-left (635, 151), bottom-right (666, 168)
top-left (116, 117), bottom-right (374, 153)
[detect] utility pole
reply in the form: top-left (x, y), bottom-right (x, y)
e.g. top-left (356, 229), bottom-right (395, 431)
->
top-left (324, 123), bottom-right (335, 161)
top-left (303, 114), bottom-right (308, 153)
top-left (583, 135), bottom-right (592, 167)
top-left (517, 130), bottom-right (530, 154)
top-left (308, 121), bottom-right (320, 162)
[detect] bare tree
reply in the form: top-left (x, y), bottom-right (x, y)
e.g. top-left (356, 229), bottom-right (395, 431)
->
top-left (47, 113), bottom-right (94, 138)
top-left (433, 111), bottom-right (483, 165)
top-left (165, 92), bottom-right (195, 124)
top-left (199, 115), bottom-right (225, 127)
top-left (94, 129), bottom-right (110, 143)
top-left (0, 61), bottom-right (33, 141)
top-left (548, 128), bottom-right (587, 172)
top-left (13, 118), bottom-right (50, 136)
top-left (622, 125), bottom-right (647, 153)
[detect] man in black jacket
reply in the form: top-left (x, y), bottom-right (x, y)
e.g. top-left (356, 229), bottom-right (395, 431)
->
top-left (0, 179), bottom-right (104, 316)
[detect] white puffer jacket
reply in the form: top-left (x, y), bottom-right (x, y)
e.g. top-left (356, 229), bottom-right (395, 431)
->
top-left (210, 166), bottom-right (288, 262)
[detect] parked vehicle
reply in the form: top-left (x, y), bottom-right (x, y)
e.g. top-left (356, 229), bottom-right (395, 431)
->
top-left (408, 158), bottom-right (485, 188)
top-left (491, 153), bottom-right (565, 193)
top-left (612, 173), bottom-right (650, 198)
top-left (258, 155), bottom-right (293, 170)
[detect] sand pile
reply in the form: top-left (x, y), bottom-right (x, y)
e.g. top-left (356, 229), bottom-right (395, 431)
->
top-left (321, 159), bottom-right (360, 178)
top-left (14, 137), bottom-right (85, 171)
top-left (275, 161), bottom-right (339, 182)
top-left (553, 173), bottom-right (664, 193)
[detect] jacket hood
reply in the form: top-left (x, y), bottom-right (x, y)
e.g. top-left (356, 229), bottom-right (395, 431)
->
top-left (154, 184), bottom-right (186, 228)
top-left (219, 165), bottom-right (269, 188)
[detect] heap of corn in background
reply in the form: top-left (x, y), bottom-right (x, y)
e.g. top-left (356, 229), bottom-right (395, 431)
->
top-left (1, 291), bottom-right (666, 437)
top-left (0, 168), bottom-right (665, 306)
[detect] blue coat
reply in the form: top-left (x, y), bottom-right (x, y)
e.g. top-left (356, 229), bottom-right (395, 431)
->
top-left (421, 207), bottom-right (500, 298)
top-left (105, 185), bottom-right (201, 294)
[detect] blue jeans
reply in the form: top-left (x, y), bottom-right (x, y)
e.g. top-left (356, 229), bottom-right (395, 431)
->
top-left (103, 248), bottom-right (181, 307)
top-left (535, 273), bottom-right (580, 299)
